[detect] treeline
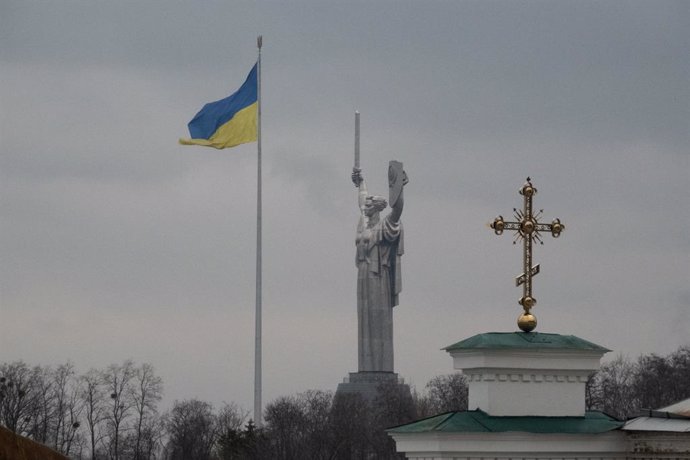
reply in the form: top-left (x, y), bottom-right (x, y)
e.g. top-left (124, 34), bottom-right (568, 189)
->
top-left (0, 360), bottom-right (466, 460)
top-left (585, 345), bottom-right (690, 420)
top-left (1, 345), bottom-right (688, 459)
top-left (0, 360), bottom-right (166, 459)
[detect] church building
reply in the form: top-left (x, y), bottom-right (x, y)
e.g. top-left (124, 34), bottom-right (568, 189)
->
top-left (388, 332), bottom-right (690, 459)
top-left (387, 179), bottom-right (689, 459)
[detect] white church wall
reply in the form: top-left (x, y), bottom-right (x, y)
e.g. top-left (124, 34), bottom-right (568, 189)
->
top-left (391, 431), bottom-right (628, 460)
top-left (451, 349), bottom-right (602, 416)
top-left (465, 369), bottom-right (589, 416)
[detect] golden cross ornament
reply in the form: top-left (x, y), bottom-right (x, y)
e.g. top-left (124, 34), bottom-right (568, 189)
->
top-left (489, 177), bottom-right (564, 332)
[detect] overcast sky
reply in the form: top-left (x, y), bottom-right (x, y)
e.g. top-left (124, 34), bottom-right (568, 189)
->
top-left (2, 1), bottom-right (688, 418)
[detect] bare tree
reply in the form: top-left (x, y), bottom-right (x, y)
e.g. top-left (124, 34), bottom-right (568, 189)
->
top-left (49, 363), bottom-right (84, 457)
top-left (263, 395), bottom-right (308, 460)
top-left (300, 390), bottom-right (334, 460)
top-left (135, 415), bottom-right (166, 460)
top-left (668, 346), bottom-right (690, 402)
top-left (28, 365), bottom-right (54, 443)
top-left (424, 373), bottom-right (468, 415)
top-left (80, 368), bottom-right (106, 460)
top-left (165, 399), bottom-right (218, 460)
top-left (370, 382), bottom-right (415, 459)
top-left (130, 363), bottom-right (163, 460)
top-left (587, 347), bottom-right (690, 420)
top-left (216, 402), bottom-right (248, 435)
top-left (102, 360), bottom-right (136, 460)
top-left (329, 392), bottom-right (370, 460)
top-left (262, 391), bottom-right (336, 459)
top-left (632, 346), bottom-right (690, 411)
top-left (587, 354), bottom-right (637, 420)
top-left (410, 387), bottom-right (433, 419)
top-left (0, 362), bottom-right (44, 436)
top-left (214, 403), bottom-right (251, 459)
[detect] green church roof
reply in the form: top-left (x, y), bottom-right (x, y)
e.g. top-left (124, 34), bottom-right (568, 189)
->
top-left (388, 410), bottom-right (623, 434)
top-left (444, 332), bottom-right (610, 352)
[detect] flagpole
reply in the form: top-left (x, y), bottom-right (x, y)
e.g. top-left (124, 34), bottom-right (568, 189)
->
top-left (254, 35), bottom-right (263, 427)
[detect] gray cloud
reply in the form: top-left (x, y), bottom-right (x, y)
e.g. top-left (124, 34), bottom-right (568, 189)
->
top-left (2, 0), bottom-right (688, 414)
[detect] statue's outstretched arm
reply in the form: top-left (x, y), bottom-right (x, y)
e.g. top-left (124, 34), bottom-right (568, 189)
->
top-left (389, 170), bottom-right (407, 223)
top-left (389, 188), bottom-right (403, 223)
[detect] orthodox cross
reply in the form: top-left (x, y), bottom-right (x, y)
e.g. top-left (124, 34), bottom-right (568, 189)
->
top-left (490, 177), bottom-right (564, 332)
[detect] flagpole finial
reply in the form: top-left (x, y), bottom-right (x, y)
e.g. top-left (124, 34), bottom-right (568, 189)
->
top-left (257, 35), bottom-right (263, 49)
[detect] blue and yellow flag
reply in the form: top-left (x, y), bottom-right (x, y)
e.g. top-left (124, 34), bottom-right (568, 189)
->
top-left (180, 64), bottom-right (258, 149)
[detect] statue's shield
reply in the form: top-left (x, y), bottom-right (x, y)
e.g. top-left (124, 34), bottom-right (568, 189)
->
top-left (388, 160), bottom-right (404, 208)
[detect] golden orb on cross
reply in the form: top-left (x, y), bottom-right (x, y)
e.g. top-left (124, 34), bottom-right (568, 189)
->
top-left (518, 312), bottom-right (537, 332)
top-left (490, 216), bottom-right (505, 234)
top-left (520, 219), bottom-right (536, 234)
top-left (521, 184), bottom-right (535, 197)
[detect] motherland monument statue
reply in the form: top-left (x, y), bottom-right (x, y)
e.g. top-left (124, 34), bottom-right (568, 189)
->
top-left (336, 112), bottom-right (412, 401)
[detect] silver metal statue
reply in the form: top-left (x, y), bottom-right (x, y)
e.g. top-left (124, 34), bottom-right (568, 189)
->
top-left (351, 162), bottom-right (407, 372)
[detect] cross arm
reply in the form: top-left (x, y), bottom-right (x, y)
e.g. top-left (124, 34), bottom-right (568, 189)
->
top-left (490, 216), bottom-right (521, 235)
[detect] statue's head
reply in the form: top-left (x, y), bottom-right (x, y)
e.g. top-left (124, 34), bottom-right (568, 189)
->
top-left (364, 195), bottom-right (387, 217)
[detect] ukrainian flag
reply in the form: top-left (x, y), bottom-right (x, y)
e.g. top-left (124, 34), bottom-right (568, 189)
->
top-left (180, 64), bottom-right (258, 149)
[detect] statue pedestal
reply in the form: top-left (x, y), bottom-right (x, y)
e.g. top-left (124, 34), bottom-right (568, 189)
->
top-left (336, 371), bottom-right (411, 403)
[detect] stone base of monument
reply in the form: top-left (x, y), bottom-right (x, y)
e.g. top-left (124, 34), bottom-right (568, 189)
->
top-left (336, 371), bottom-right (411, 403)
